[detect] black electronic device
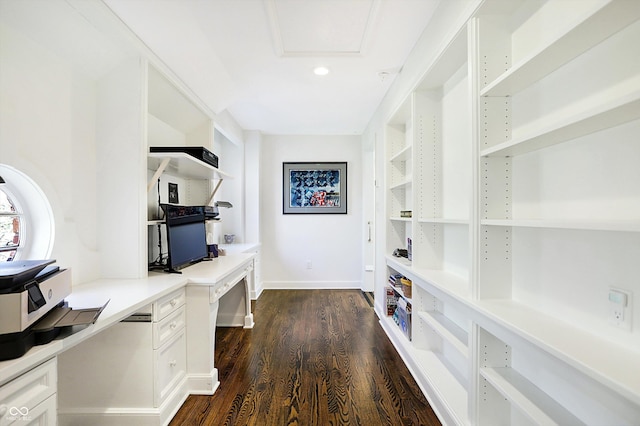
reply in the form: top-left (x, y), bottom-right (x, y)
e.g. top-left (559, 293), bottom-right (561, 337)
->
top-left (204, 205), bottom-right (219, 219)
top-left (160, 204), bottom-right (208, 273)
top-left (150, 146), bottom-right (218, 169)
top-left (160, 204), bottom-right (206, 225)
top-left (160, 203), bottom-right (218, 221)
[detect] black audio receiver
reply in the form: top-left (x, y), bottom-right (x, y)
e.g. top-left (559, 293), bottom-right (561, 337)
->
top-left (150, 146), bottom-right (218, 169)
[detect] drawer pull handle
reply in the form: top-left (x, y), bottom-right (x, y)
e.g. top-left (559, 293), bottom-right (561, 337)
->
top-left (169, 360), bottom-right (177, 367)
top-left (170, 299), bottom-right (177, 307)
top-left (170, 321), bottom-right (177, 329)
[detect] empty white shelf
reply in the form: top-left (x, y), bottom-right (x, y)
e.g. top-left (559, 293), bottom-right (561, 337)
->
top-left (480, 0), bottom-right (640, 97)
top-left (390, 144), bottom-right (413, 163)
top-left (480, 88), bottom-right (640, 157)
top-left (481, 367), bottom-right (585, 425)
top-left (481, 219), bottom-right (640, 233)
top-left (475, 299), bottom-right (640, 406)
top-left (417, 311), bottom-right (468, 357)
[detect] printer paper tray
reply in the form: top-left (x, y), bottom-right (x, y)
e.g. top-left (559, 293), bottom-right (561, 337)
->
top-left (32, 299), bottom-right (110, 331)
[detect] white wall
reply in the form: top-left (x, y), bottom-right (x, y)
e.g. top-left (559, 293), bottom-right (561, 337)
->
top-left (0, 22), bottom-right (102, 284)
top-left (217, 130), bottom-right (245, 243)
top-left (0, 1), bottom-right (144, 283)
top-left (260, 135), bottom-right (363, 289)
top-left (244, 131), bottom-right (261, 243)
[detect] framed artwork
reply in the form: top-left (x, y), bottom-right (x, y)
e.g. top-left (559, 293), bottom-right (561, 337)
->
top-left (283, 162), bottom-right (347, 214)
top-left (168, 182), bottom-right (179, 204)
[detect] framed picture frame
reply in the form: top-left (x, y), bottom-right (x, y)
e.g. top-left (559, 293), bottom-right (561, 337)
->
top-left (168, 182), bottom-right (179, 204)
top-left (283, 162), bottom-right (347, 214)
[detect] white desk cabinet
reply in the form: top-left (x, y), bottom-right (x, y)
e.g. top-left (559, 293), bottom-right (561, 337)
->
top-left (0, 253), bottom-right (256, 426)
top-left (0, 358), bottom-right (57, 426)
top-left (57, 289), bottom-right (187, 426)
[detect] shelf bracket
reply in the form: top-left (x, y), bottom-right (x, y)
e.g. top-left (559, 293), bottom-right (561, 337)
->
top-left (205, 178), bottom-right (224, 205)
top-left (147, 157), bottom-right (171, 193)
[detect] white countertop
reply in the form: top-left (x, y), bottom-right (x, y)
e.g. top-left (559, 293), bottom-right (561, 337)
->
top-left (0, 253), bottom-right (255, 386)
top-left (218, 242), bottom-right (260, 255)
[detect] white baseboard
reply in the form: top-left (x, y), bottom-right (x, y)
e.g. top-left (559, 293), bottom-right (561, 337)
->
top-left (262, 280), bottom-right (362, 290)
top-left (251, 281), bottom-right (264, 299)
top-left (58, 376), bottom-right (188, 426)
top-left (217, 312), bottom-right (246, 327)
top-left (186, 368), bottom-right (219, 395)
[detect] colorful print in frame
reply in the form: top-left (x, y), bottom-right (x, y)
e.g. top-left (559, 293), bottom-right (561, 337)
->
top-left (283, 162), bottom-right (347, 214)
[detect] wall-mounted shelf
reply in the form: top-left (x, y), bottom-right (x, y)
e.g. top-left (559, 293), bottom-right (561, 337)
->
top-left (480, 367), bottom-right (585, 425)
top-left (148, 152), bottom-right (232, 181)
top-left (480, 87), bottom-right (640, 157)
top-left (387, 256), bottom-right (471, 304)
top-left (389, 178), bottom-right (412, 191)
top-left (475, 299), bottom-right (640, 407)
top-left (418, 218), bottom-right (469, 225)
top-left (147, 218), bottom-right (221, 226)
top-left (481, 219), bottom-right (640, 233)
top-left (389, 216), bottom-right (412, 223)
top-left (387, 283), bottom-right (412, 304)
top-left (389, 144), bottom-right (413, 163)
top-left (417, 311), bottom-right (468, 357)
top-left (480, 0), bottom-right (640, 97)
top-left (147, 152), bottom-right (233, 197)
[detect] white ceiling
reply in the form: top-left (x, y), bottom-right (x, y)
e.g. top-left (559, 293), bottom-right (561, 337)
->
top-left (104, 0), bottom-right (440, 135)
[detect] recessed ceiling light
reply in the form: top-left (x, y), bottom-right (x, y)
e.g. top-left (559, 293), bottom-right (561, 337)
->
top-left (313, 66), bottom-right (330, 76)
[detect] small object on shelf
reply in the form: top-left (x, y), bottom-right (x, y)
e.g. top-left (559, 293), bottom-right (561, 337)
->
top-left (407, 238), bottom-right (412, 261)
top-left (388, 273), bottom-right (403, 286)
top-left (393, 248), bottom-right (408, 258)
top-left (224, 234), bottom-right (235, 244)
top-left (400, 277), bottom-right (412, 298)
top-left (386, 287), bottom-right (398, 316)
top-left (149, 146), bottom-right (219, 168)
top-left (395, 297), bottom-right (412, 340)
top-left (400, 210), bottom-right (412, 218)
top-left (168, 182), bottom-right (179, 204)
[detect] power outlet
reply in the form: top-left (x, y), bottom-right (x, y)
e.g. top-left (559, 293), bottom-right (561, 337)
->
top-left (306, 260), bottom-right (312, 269)
top-left (609, 288), bottom-right (632, 331)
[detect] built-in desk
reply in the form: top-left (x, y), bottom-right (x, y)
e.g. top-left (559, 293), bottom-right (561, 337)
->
top-left (0, 252), bottom-right (255, 426)
top-left (180, 254), bottom-right (255, 399)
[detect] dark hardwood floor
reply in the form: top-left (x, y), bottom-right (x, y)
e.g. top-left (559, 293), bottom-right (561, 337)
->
top-left (170, 289), bottom-right (440, 426)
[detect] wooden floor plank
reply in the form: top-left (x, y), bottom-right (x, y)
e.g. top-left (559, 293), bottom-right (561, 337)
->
top-left (170, 289), bottom-right (441, 426)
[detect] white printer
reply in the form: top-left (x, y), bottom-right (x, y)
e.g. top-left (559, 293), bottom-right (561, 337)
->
top-left (0, 260), bottom-right (106, 361)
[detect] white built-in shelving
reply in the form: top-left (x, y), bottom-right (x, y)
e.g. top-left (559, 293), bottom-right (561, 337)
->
top-left (479, 0), bottom-right (640, 97)
top-left (481, 218), bottom-right (640, 233)
top-left (148, 152), bottom-right (231, 182)
top-left (416, 311), bottom-right (467, 358)
top-left (389, 144), bottom-right (413, 163)
top-left (145, 65), bottom-right (232, 265)
top-left (480, 86), bottom-right (640, 158)
top-left (382, 20), bottom-right (473, 424)
top-left (379, 0), bottom-right (640, 424)
top-left (480, 367), bottom-right (585, 426)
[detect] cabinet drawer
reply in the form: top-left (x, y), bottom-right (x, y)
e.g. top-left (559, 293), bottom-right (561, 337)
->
top-left (9, 394), bottom-right (56, 426)
top-left (154, 329), bottom-right (186, 406)
top-left (0, 358), bottom-right (56, 426)
top-left (153, 288), bottom-right (185, 322)
top-left (209, 264), bottom-right (252, 303)
top-left (153, 305), bottom-right (185, 350)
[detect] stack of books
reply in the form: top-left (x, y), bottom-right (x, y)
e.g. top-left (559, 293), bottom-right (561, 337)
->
top-left (388, 273), bottom-right (403, 288)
